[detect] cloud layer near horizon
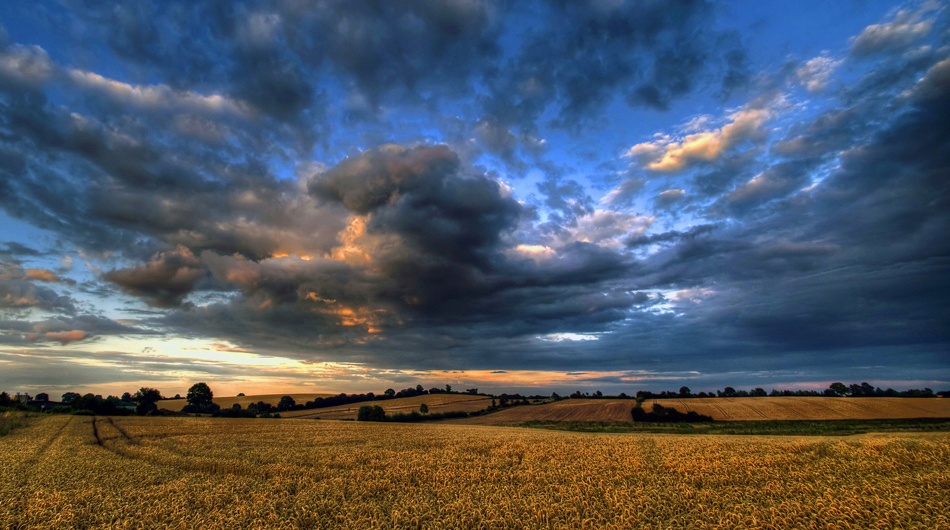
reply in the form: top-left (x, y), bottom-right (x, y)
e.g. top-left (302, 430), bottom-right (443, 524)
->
top-left (0, 1), bottom-right (948, 393)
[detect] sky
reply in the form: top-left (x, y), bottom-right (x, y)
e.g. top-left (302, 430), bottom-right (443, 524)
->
top-left (0, 0), bottom-right (948, 398)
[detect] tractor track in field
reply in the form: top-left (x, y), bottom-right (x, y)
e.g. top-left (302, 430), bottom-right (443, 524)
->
top-left (808, 401), bottom-right (848, 418)
top-left (736, 402), bottom-right (768, 419)
top-left (695, 398), bottom-right (730, 419)
top-left (14, 415), bottom-right (74, 516)
top-left (91, 417), bottom-right (271, 479)
top-left (710, 403), bottom-right (730, 419)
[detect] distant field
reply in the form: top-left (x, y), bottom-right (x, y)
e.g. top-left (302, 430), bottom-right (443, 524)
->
top-left (451, 397), bottom-right (950, 425)
top-left (281, 393), bottom-right (493, 419)
top-left (159, 393), bottom-right (336, 412)
top-left (2, 415), bottom-right (948, 529)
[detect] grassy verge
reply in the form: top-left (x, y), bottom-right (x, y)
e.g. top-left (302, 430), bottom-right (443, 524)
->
top-left (0, 410), bottom-right (36, 436)
top-left (519, 418), bottom-right (950, 436)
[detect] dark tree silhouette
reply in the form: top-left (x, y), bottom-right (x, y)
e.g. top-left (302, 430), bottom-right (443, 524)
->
top-left (186, 382), bottom-right (214, 414)
top-left (133, 387), bottom-right (163, 415)
top-left (278, 396), bottom-right (296, 411)
top-left (357, 405), bottom-right (386, 421)
top-left (829, 382), bottom-right (849, 396)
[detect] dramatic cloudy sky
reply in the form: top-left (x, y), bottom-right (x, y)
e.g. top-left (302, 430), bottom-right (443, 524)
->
top-left (1, 0), bottom-right (948, 397)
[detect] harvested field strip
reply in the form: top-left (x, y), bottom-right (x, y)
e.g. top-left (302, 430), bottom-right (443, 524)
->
top-left (901, 402), bottom-right (939, 415)
top-left (783, 399), bottom-right (845, 419)
top-left (769, 400), bottom-right (807, 419)
top-left (834, 399), bottom-right (887, 417)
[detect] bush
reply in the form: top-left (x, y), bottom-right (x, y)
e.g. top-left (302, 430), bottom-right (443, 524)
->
top-left (1, 411), bottom-right (35, 436)
top-left (213, 407), bottom-right (257, 418)
top-left (183, 403), bottom-right (221, 415)
top-left (385, 410), bottom-right (470, 422)
top-left (631, 403), bottom-right (713, 423)
top-left (357, 405), bottom-right (386, 421)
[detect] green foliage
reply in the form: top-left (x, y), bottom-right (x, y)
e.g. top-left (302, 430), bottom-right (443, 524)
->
top-left (0, 411), bottom-right (35, 435)
top-left (419, 403), bottom-right (429, 414)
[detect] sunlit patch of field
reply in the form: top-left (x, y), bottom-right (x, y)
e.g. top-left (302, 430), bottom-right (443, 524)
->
top-left (1, 416), bottom-right (948, 529)
top-left (454, 397), bottom-right (950, 425)
top-left (281, 393), bottom-right (493, 419)
top-left (160, 393), bottom-right (337, 412)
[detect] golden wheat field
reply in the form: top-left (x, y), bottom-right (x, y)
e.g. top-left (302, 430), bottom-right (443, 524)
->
top-left (1, 415), bottom-right (948, 529)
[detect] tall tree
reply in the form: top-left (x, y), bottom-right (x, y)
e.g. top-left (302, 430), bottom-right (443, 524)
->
top-left (186, 382), bottom-right (214, 414)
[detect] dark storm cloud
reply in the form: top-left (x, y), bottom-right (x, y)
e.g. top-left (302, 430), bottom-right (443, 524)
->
top-left (104, 246), bottom-right (205, 308)
top-left (712, 160), bottom-right (814, 216)
top-left (123, 144), bottom-right (639, 358)
top-left (0, 77), bottom-right (346, 259)
top-left (312, 144), bottom-right (522, 271)
top-left (63, 0), bottom-right (502, 118)
top-left (626, 224), bottom-right (716, 249)
top-left (615, 53), bottom-right (950, 364)
top-left (484, 1), bottom-right (741, 128)
top-left (476, 0), bottom-right (747, 139)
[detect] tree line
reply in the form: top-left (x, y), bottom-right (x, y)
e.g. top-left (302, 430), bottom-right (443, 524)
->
top-left (2, 380), bottom-right (945, 420)
top-left (567, 383), bottom-right (945, 400)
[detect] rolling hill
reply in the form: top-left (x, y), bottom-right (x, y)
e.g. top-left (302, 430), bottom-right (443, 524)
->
top-left (160, 393), bottom-right (950, 424)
